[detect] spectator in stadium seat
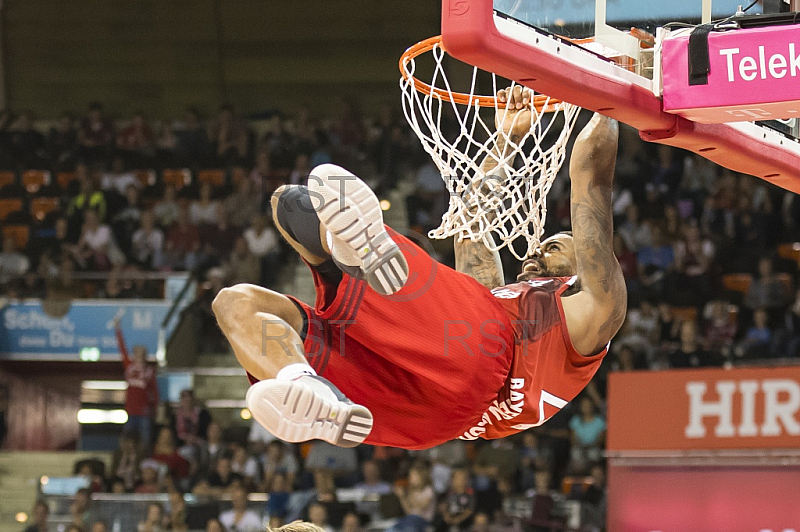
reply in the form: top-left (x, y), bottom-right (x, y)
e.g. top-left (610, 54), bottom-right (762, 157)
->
top-left (75, 209), bottom-right (119, 270)
top-left (667, 319), bottom-right (719, 368)
top-left (200, 204), bottom-right (239, 264)
top-left (205, 518), bottom-right (225, 532)
top-left (261, 440), bottom-right (299, 492)
top-left (7, 111), bottom-right (45, 166)
top-left (117, 111), bottom-right (155, 164)
top-left (155, 121), bottom-right (178, 167)
top-left (111, 432), bottom-right (143, 491)
top-left (227, 236), bottom-right (261, 286)
top-left (112, 184), bottom-right (143, 256)
top-left (225, 174), bottom-right (260, 229)
top-left (196, 421), bottom-right (227, 477)
top-left (219, 486), bottom-right (262, 532)
top-left (702, 300), bottom-right (738, 360)
top-left (519, 432), bottom-right (553, 493)
top-left (195, 454), bottom-right (243, 497)
top-left (735, 308), bottom-right (773, 360)
top-left (288, 153), bottom-right (312, 186)
top-left (114, 315), bottom-right (159, 447)
top-left (437, 468), bottom-right (475, 532)
top-left (230, 441), bottom-right (261, 490)
top-left (528, 470), bottom-right (556, 532)
top-left (47, 113), bottom-right (78, 167)
top-left (138, 502), bottom-right (165, 532)
top-left (164, 206), bottom-right (200, 271)
top-left (153, 185), bottom-right (181, 229)
top-left (568, 397), bottom-right (606, 474)
top-left (152, 427), bottom-right (191, 483)
top-left (773, 289), bottom-right (800, 359)
top-left (0, 235), bottom-right (30, 286)
top-left (744, 257), bottom-right (790, 321)
top-left (208, 105), bottom-right (249, 165)
top-left (266, 473), bottom-right (291, 521)
top-left (67, 174), bottom-right (107, 240)
top-left (191, 183), bottom-right (220, 227)
top-left (90, 521), bottom-right (109, 532)
top-left (307, 503), bottom-right (334, 532)
top-left (135, 459), bottom-right (164, 494)
top-left (131, 210), bottom-right (165, 269)
top-left (23, 500), bottom-right (49, 532)
top-left (165, 491), bottom-right (190, 532)
top-left (390, 462), bottom-right (436, 532)
top-left (635, 224), bottom-right (674, 298)
top-left (579, 463), bottom-right (607, 531)
top-left (70, 488), bottom-right (98, 529)
top-left (176, 108), bottom-right (210, 166)
top-left (78, 102), bottom-right (114, 162)
top-left (173, 388), bottom-right (212, 448)
top-left (250, 149), bottom-right (286, 199)
top-left (37, 216), bottom-right (71, 267)
top-left (341, 512), bottom-right (361, 532)
top-left (243, 213), bottom-right (280, 286)
top-left (353, 460), bottom-right (392, 521)
top-left (617, 204), bottom-right (651, 253)
top-left (101, 155), bottom-right (140, 196)
top-left (670, 220), bottom-right (715, 307)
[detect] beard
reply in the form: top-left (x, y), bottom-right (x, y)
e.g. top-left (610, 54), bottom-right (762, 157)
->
top-left (516, 258), bottom-right (574, 281)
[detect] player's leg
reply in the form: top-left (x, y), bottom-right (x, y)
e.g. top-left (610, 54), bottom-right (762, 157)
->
top-left (212, 284), bottom-right (373, 447)
top-left (212, 283), bottom-right (306, 380)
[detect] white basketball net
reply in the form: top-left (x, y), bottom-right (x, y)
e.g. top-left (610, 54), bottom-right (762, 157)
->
top-left (400, 37), bottom-right (581, 260)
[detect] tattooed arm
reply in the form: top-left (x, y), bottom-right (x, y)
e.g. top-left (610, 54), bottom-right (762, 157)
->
top-left (561, 113), bottom-right (627, 356)
top-left (454, 87), bottom-right (532, 290)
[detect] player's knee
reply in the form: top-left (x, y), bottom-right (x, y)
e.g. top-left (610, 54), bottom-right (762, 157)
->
top-left (212, 284), bottom-right (255, 321)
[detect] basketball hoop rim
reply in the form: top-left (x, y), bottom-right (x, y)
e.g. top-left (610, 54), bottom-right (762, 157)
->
top-left (399, 35), bottom-right (567, 112)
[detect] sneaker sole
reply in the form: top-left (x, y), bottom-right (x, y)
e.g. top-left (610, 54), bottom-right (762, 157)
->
top-left (246, 379), bottom-right (374, 447)
top-left (308, 171), bottom-right (409, 295)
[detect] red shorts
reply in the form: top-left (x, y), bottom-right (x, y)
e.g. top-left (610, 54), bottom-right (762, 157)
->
top-left (289, 229), bottom-right (514, 450)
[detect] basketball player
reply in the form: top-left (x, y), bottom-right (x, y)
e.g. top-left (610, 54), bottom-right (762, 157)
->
top-left (212, 87), bottom-right (626, 450)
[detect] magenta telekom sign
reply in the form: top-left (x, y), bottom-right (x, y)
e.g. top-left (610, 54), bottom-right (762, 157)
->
top-left (662, 23), bottom-right (800, 123)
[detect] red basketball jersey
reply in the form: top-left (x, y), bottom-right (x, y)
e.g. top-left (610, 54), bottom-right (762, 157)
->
top-left (460, 276), bottom-right (607, 441)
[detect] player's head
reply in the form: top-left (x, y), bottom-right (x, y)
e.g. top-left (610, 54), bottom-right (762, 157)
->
top-left (517, 232), bottom-right (576, 281)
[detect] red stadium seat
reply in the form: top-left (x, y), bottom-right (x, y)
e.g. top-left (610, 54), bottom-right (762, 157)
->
top-left (57, 171), bottom-right (78, 189)
top-left (672, 306), bottom-right (698, 323)
top-left (0, 171), bottom-right (16, 189)
top-left (162, 168), bottom-right (191, 190)
top-left (22, 170), bottom-right (51, 193)
top-left (722, 273), bottom-right (753, 295)
top-left (134, 169), bottom-right (156, 187)
top-left (0, 198), bottom-right (24, 221)
top-left (777, 242), bottom-right (800, 268)
top-left (2, 224), bottom-right (30, 250)
top-left (197, 169), bottom-right (226, 188)
top-left (30, 197), bottom-right (61, 221)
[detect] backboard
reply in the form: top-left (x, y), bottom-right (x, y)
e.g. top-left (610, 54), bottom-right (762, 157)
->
top-left (441, 0), bottom-right (800, 193)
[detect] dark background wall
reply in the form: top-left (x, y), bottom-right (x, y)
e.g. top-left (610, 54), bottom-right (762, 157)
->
top-left (2, 0), bottom-right (440, 118)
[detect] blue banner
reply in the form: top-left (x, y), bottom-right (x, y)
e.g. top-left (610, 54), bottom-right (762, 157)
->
top-left (0, 300), bottom-right (173, 360)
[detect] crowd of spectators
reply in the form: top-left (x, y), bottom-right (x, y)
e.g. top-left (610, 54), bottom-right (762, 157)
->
top-left (5, 102), bottom-right (800, 532)
top-left (26, 386), bottom-right (608, 532)
top-left (0, 100), bottom-right (433, 302)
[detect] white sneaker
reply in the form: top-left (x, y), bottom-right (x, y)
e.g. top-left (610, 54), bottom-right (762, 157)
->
top-left (245, 375), bottom-right (374, 447)
top-left (308, 170), bottom-right (409, 295)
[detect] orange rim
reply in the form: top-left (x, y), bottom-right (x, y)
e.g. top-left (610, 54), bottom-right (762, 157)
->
top-left (399, 35), bottom-right (564, 112)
